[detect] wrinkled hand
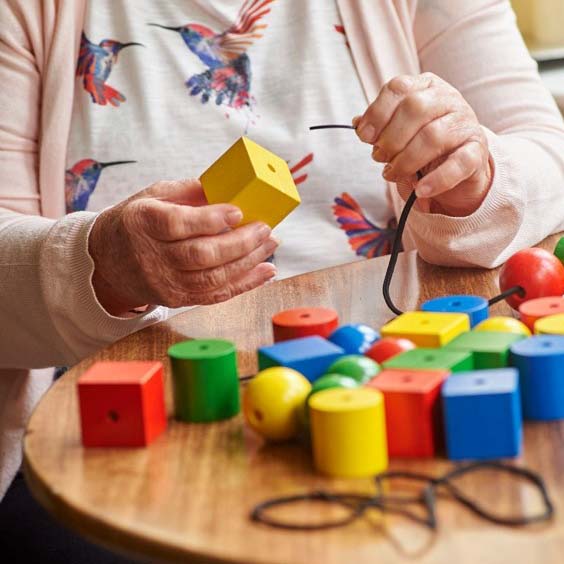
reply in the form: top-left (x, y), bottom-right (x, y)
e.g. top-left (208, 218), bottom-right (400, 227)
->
top-left (88, 179), bottom-right (278, 316)
top-left (354, 73), bottom-right (493, 217)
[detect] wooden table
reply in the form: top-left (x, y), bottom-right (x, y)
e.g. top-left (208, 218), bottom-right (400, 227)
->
top-left (24, 239), bottom-right (564, 564)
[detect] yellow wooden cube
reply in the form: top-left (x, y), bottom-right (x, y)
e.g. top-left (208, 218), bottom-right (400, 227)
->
top-left (200, 137), bottom-right (301, 229)
top-left (381, 311), bottom-right (470, 348)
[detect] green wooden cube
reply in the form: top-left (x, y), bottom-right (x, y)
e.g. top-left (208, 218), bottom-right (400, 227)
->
top-left (445, 330), bottom-right (525, 369)
top-left (383, 348), bottom-right (473, 372)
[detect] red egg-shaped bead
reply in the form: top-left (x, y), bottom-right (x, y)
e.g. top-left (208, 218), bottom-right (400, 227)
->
top-left (499, 248), bottom-right (564, 309)
top-left (365, 337), bottom-right (416, 364)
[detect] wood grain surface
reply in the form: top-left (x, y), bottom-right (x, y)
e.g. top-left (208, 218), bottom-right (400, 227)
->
top-left (24, 237), bottom-right (564, 564)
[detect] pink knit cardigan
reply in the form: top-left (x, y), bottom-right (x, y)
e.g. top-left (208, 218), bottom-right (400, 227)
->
top-left (1, 0), bottom-right (564, 498)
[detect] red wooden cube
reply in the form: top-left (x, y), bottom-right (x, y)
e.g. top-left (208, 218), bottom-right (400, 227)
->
top-left (78, 361), bottom-right (167, 447)
top-left (366, 368), bottom-right (449, 457)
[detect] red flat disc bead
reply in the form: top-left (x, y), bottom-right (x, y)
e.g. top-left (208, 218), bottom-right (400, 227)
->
top-left (519, 296), bottom-right (564, 331)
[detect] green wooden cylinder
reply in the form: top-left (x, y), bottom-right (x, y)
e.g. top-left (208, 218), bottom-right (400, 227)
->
top-left (168, 339), bottom-right (240, 422)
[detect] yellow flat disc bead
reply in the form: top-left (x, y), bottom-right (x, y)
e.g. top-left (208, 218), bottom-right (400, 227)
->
top-left (475, 316), bottom-right (531, 337)
top-left (535, 313), bottom-right (564, 335)
top-left (309, 387), bottom-right (388, 478)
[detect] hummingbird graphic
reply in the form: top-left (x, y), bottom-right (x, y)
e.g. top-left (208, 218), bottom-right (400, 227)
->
top-left (149, 0), bottom-right (275, 111)
top-left (333, 193), bottom-right (398, 258)
top-left (76, 32), bottom-right (144, 106)
top-left (65, 159), bottom-right (136, 212)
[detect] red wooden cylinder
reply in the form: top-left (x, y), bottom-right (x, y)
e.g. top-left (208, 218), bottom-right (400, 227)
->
top-left (272, 307), bottom-right (339, 342)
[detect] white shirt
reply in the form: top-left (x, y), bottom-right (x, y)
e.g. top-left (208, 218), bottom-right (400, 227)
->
top-left (66, 0), bottom-right (395, 280)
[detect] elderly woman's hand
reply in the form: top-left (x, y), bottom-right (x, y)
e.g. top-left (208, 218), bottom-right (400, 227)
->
top-left (88, 179), bottom-right (278, 316)
top-left (354, 72), bottom-right (493, 217)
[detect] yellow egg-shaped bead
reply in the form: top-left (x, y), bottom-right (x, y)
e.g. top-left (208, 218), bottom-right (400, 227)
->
top-left (309, 387), bottom-right (388, 478)
top-left (243, 367), bottom-right (311, 441)
top-left (475, 316), bottom-right (531, 337)
top-left (534, 313), bottom-right (564, 335)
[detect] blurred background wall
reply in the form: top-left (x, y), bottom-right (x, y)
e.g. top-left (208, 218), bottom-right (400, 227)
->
top-left (510, 0), bottom-right (564, 113)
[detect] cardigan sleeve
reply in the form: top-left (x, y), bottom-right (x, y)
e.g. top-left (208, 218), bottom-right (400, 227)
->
top-left (398, 0), bottom-right (564, 268)
top-left (0, 1), bottom-right (166, 369)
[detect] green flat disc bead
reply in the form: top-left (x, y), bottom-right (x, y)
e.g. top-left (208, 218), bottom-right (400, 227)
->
top-left (168, 339), bottom-right (240, 423)
top-left (555, 237), bottom-right (564, 264)
top-left (326, 355), bottom-right (380, 383)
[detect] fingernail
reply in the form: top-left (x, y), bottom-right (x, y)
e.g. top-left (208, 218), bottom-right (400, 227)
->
top-left (352, 115), bottom-right (361, 129)
top-left (264, 263), bottom-right (277, 279)
top-left (357, 123), bottom-right (376, 143)
top-left (416, 183), bottom-right (431, 198)
top-left (257, 223), bottom-right (271, 238)
top-left (382, 164), bottom-right (393, 179)
top-left (372, 145), bottom-right (387, 162)
top-left (226, 209), bottom-right (243, 225)
top-left (265, 238), bottom-right (279, 252)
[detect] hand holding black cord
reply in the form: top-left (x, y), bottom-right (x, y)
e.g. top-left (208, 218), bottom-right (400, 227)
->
top-left (309, 124), bottom-right (525, 315)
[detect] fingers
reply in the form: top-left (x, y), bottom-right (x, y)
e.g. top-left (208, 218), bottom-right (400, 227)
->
top-left (131, 198), bottom-right (244, 241)
top-left (355, 73), bottom-right (435, 144)
top-left (384, 113), bottom-right (478, 180)
top-left (415, 141), bottom-right (483, 199)
top-left (374, 88), bottom-right (453, 163)
top-left (143, 178), bottom-right (208, 206)
top-left (164, 221), bottom-right (274, 269)
top-left (162, 262), bottom-right (277, 308)
top-left (178, 236), bottom-right (279, 292)
top-left (193, 263), bottom-right (277, 305)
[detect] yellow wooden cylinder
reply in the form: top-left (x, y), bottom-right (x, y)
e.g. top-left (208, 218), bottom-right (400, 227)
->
top-left (309, 387), bottom-right (388, 478)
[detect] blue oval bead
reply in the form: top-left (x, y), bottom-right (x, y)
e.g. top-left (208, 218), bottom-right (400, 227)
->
top-left (328, 324), bottom-right (380, 354)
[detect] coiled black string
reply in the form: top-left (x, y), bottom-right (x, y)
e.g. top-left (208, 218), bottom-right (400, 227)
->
top-left (251, 461), bottom-right (554, 531)
top-left (309, 124), bottom-right (525, 315)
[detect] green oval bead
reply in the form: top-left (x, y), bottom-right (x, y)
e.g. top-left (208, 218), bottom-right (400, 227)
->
top-left (326, 355), bottom-right (380, 384)
top-left (168, 339), bottom-right (240, 422)
top-left (555, 237), bottom-right (564, 265)
top-left (300, 373), bottom-right (359, 431)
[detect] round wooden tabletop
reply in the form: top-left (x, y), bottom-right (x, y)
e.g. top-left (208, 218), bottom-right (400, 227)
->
top-left (24, 241), bottom-right (564, 564)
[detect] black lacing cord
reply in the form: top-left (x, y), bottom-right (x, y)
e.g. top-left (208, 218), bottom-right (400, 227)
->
top-left (309, 124), bottom-right (525, 315)
top-left (251, 461), bottom-right (554, 532)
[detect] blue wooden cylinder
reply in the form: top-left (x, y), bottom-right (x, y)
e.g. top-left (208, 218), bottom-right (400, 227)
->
top-left (421, 295), bottom-right (489, 328)
top-left (510, 335), bottom-right (564, 420)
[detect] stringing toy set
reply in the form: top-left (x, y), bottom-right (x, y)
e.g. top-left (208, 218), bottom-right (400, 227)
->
top-left (76, 135), bottom-right (559, 529)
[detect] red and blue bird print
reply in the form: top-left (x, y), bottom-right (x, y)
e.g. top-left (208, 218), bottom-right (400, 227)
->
top-left (150, 0), bottom-right (275, 112)
top-left (333, 193), bottom-right (398, 258)
top-left (77, 32), bottom-right (144, 106)
top-left (65, 159), bottom-right (135, 213)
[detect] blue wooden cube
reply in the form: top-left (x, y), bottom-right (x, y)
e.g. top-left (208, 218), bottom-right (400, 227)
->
top-left (421, 295), bottom-right (488, 328)
top-left (442, 368), bottom-right (522, 460)
top-left (258, 336), bottom-right (344, 382)
top-left (510, 335), bottom-right (564, 420)
top-left (328, 324), bottom-right (379, 354)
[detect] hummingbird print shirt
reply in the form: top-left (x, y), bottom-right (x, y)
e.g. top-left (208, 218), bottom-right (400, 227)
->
top-left (66, 0), bottom-right (397, 280)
